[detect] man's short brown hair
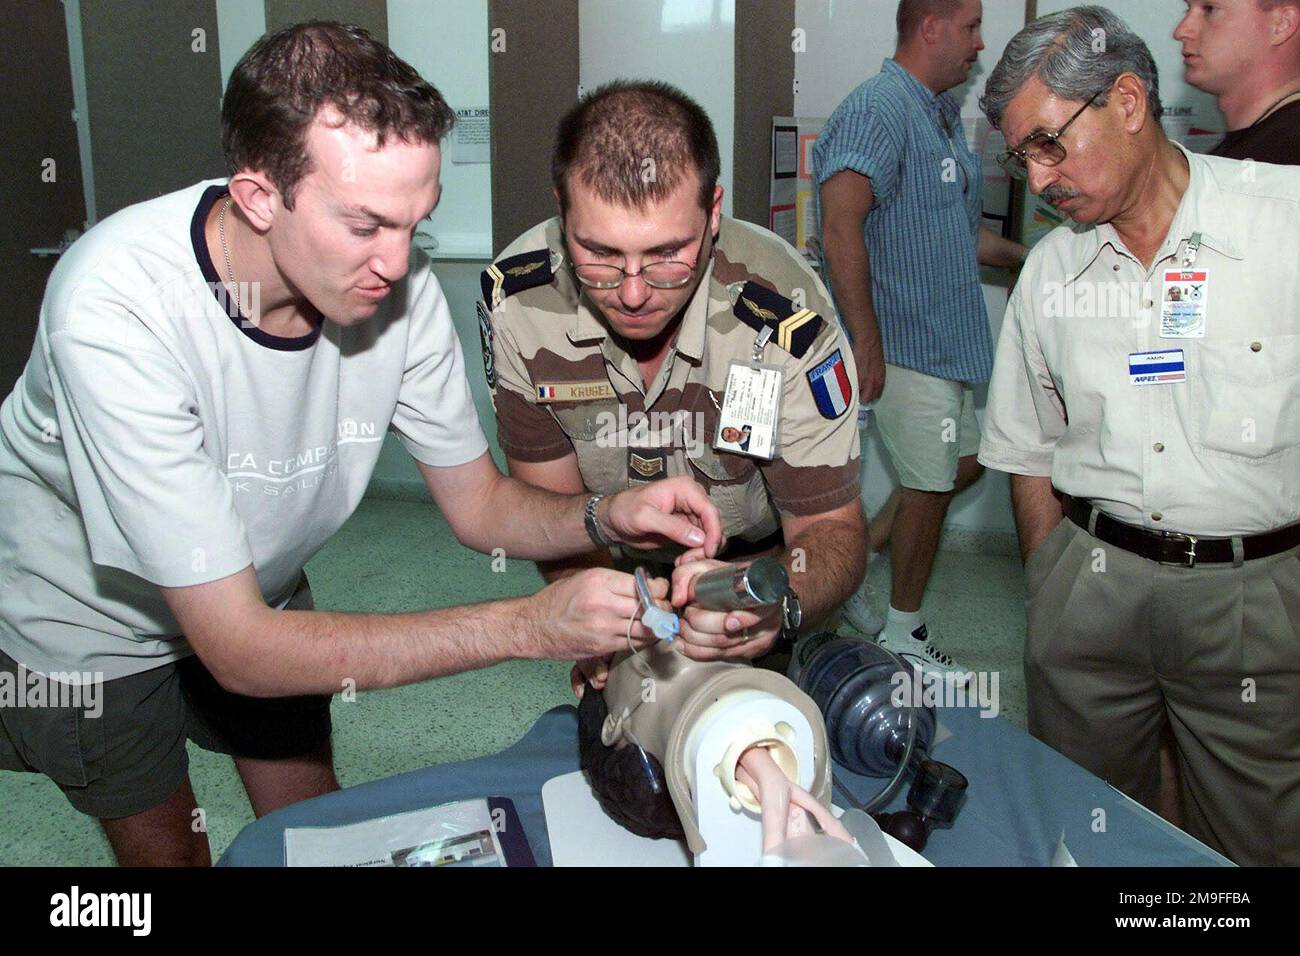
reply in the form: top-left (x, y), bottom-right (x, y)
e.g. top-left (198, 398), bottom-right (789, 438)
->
top-left (221, 21), bottom-right (455, 208)
top-left (896, 0), bottom-right (964, 41)
top-left (551, 80), bottom-right (720, 215)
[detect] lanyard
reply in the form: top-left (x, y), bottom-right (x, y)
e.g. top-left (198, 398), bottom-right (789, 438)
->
top-left (1182, 232), bottom-right (1202, 269)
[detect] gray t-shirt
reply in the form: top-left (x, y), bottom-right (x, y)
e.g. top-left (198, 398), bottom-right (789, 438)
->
top-left (0, 180), bottom-right (487, 678)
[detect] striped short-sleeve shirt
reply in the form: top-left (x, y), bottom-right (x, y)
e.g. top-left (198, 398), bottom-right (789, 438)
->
top-left (813, 58), bottom-right (992, 384)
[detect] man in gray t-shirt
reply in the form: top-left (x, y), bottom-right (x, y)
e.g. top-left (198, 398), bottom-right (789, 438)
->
top-left (0, 23), bottom-right (720, 865)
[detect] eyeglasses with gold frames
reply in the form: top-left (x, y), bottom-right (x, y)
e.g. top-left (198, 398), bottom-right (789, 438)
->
top-left (997, 88), bottom-right (1106, 180)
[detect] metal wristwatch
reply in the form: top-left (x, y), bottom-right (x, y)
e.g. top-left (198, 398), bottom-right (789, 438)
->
top-left (584, 494), bottom-right (611, 547)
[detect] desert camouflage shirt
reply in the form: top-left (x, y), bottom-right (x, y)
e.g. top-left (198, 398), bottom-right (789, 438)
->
top-left (480, 216), bottom-right (861, 548)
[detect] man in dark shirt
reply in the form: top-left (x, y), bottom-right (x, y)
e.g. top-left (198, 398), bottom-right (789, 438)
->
top-left (1175, 0), bottom-right (1300, 163)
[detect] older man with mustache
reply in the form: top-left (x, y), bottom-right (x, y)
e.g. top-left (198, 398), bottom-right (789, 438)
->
top-left (976, 6), bottom-right (1300, 866)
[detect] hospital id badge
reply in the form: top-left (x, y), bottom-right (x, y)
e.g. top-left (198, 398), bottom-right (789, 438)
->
top-left (1159, 269), bottom-right (1208, 338)
top-left (715, 362), bottom-right (782, 460)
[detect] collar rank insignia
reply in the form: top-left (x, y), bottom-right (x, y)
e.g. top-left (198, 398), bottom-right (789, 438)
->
top-left (731, 280), bottom-right (824, 359)
top-left (480, 248), bottom-right (554, 310)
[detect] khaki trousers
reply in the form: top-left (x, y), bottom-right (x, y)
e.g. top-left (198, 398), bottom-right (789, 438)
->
top-left (1023, 518), bottom-right (1300, 866)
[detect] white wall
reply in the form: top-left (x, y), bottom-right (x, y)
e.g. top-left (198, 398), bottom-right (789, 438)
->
top-left (216, 0), bottom-right (266, 91)
top-left (388, 0), bottom-right (493, 257)
top-left (579, 0), bottom-right (737, 217)
top-left (793, 0), bottom-right (1025, 118)
top-left (212, 0), bottom-right (492, 258)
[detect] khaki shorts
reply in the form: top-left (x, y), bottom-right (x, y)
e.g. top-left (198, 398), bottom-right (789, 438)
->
top-left (873, 363), bottom-right (981, 492)
top-left (0, 575), bottom-right (331, 819)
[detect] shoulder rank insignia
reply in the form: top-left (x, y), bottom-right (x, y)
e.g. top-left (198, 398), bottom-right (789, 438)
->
top-left (480, 248), bottom-right (555, 310)
top-left (731, 281), bottom-right (824, 359)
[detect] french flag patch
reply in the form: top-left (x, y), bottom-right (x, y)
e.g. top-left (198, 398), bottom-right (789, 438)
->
top-left (537, 385), bottom-right (556, 400)
top-left (807, 349), bottom-right (852, 419)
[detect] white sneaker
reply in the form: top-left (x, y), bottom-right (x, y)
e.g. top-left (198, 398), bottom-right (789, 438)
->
top-left (841, 585), bottom-right (886, 635)
top-left (877, 623), bottom-right (972, 686)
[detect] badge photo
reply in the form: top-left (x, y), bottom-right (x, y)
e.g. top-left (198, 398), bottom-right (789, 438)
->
top-left (716, 424), bottom-right (753, 453)
top-left (715, 363), bottom-right (781, 461)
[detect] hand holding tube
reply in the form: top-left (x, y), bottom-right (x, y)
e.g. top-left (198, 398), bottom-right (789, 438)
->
top-left (671, 558), bottom-right (785, 660)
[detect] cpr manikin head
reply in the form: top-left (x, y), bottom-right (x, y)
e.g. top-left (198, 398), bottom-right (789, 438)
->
top-left (578, 642), bottom-right (844, 859)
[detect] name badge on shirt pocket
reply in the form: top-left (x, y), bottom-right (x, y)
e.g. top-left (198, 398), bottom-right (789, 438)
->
top-left (1129, 349), bottom-right (1186, 386)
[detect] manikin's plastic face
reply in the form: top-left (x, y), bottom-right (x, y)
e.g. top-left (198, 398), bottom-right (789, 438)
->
top-left (581, 642), bottom-right (851, 860)
top-left (266, 109), bottom-right (442, 326)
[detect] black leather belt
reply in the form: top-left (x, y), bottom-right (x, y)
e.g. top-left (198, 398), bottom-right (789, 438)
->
top-left (1063, 495), bottom-right (1300, 567)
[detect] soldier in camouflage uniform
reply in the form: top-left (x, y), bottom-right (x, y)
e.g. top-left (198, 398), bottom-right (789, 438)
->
top-left (480, 81), bottom-right (867, 679)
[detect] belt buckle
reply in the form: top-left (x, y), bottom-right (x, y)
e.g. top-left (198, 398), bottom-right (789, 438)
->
top-left (1158, 531), bottom-right (1198, 568)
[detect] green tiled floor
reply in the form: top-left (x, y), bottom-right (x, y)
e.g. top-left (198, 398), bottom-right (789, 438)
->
top-left (0, 498), bottom-right (1028, 866)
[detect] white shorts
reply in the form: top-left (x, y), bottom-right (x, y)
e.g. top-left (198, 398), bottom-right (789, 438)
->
top-left (873, 363), bottom-right (980, 492)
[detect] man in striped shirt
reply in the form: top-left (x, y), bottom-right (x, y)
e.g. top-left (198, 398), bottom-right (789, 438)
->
top-left (815, 0), bottom-right (1025, 670)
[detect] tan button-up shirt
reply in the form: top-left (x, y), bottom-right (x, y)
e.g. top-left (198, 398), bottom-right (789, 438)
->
top-left (980, 145), bottom-right (1300, 536)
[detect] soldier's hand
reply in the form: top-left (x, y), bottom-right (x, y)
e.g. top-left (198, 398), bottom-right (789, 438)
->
top-left (852, 336), bottom-right (886, 404)
top-left (670, 558), bottom-right (782, 660)
top-left (602, 476), bottom-right (723, 556)
top-left (526, 568), bottom-right (662, 661)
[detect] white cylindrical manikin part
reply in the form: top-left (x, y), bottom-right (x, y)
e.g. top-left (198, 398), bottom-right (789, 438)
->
top-left (598, 645), bottom-right (832, 858)
top-left (682, 690), bottom-right (819, 866)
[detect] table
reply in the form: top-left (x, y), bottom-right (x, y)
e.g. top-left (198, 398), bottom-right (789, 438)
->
top-left (218, 704), bottom-right (1231, 867)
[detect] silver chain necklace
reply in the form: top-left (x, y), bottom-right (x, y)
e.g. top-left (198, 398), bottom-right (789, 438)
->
top-left (218, 197), bottom-right (242, 319)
